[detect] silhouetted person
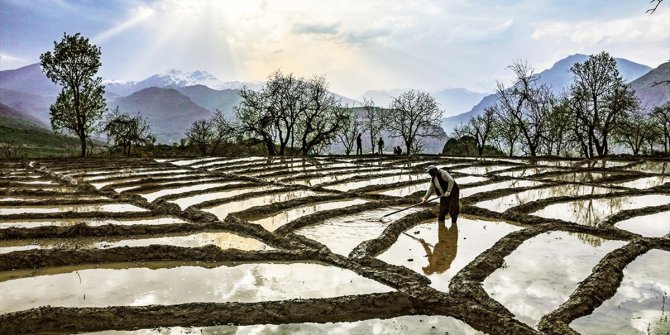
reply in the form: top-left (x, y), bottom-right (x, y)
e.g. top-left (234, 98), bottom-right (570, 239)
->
top-left (421, 165), bottom-right (460, 224)
top-left (420, 220), bottom-right (458, 275)
top-left (397, 146), bottom-right (403, 155)
top-left (377, 137), bottom-right (384, 154)
top-left (356, 133), bottom-right (363, 155)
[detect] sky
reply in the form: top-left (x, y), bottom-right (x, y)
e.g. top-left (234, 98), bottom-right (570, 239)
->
top-left (0, 0), bottom-right (668, 98)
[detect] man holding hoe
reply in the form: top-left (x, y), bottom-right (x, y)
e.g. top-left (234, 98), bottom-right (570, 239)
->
top-left (420, 165), bottom-right (460, 224)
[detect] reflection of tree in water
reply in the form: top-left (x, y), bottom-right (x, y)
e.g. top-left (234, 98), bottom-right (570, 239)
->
top-left (420, 221), bottom-right (458, 275)
top-left (570, 197), bottom-right (625, 247)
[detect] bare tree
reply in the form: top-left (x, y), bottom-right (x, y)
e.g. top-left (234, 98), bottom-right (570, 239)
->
top-left (543, 96), bottom-right (574, 156)
top-left (614, 109), bottom-right (658, 155)
top-left (568, 52), bottom-right (639, 157)
top-left (453, 106), bottom-right (496, 156)
top-left (336, 107), bottom-right (360, 155)
top-left (651, 102), bottom-right (670, 153)
top-left (295, 76), bottom-right (349, 155)
top-left (184, 111), bottom-right (236, 155)
top-left (360, 98), bottom-right (385, 154)
top-left (387, 90), bottom-right (444, 155)
top-left (496, 60), bottom-right (553, 157)
top-left (101, 107), bottom-right (154, 157)
top-left (491, 112), bottom-right (520, 157)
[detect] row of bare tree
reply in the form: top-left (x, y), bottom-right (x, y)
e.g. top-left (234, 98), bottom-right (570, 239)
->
top-left (453, 52), bottom-right (670, 158)
top-left (185, 71), bottom-right (445, 156)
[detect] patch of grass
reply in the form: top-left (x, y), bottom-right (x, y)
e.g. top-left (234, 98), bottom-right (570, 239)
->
top-left (0, 116), bottom-right (80, 158)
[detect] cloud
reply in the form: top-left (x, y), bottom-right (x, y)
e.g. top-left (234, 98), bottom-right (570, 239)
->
top-left (342, 27), bottom-right (393, 44)
top-left (0, 53), bottom-right (29, 70)
top-left (292, 21), bottom-right (341, 35)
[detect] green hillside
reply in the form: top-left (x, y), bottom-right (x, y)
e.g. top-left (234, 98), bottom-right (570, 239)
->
top-left (0, 115), bottom-right (80, 158)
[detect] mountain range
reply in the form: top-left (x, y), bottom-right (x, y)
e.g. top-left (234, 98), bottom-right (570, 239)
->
top-left (441, 54), bottom-right (664, 134)
top-left (1, 53), bottom-right (667, 148)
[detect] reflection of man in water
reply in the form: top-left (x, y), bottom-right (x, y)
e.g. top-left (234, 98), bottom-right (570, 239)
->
top-left (420, 220), bottom-right (458, 275)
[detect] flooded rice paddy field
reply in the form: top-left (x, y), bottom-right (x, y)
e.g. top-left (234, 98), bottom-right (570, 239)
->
top-left (0, 156), bottom-right (668, 334)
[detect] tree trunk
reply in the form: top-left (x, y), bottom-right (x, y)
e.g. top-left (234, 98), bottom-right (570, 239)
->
top-left (80, 136), bottom-right (87, 158)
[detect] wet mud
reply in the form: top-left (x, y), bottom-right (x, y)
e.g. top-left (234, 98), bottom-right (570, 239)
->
top-left (0, 156), bottom-right (668, 334)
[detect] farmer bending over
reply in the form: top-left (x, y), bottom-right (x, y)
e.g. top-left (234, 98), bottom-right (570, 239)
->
top-left (420, 165), bottom-right (460, 224)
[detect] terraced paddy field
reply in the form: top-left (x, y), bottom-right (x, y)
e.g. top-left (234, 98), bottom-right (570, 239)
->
top-left (0, 155), bottom-right (669, 335)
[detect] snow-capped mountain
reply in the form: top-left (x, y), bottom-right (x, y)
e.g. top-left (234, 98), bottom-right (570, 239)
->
top-left (104, 69), bottom-right (264, 96)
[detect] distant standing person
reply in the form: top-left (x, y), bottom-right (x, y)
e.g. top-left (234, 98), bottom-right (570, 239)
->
top-left (356, 133), bottom-right (363, 155)
top-left (377, 137), bottom-right (384, 155)
top-left (421, 165), bottom-right (459, 224)
top-left (397, 146), bottom-right (403, 155)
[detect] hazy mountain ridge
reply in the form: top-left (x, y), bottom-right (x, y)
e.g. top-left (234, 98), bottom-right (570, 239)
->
top-left (630, 62), bottom-right (670, 110)
top-left (442, 54), bottom-right (654, 135)
top-left (111, 87), bottom-right (211, 143)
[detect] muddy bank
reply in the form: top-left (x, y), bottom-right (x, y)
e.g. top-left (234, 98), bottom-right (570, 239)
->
top-left (537, 241), bottom-right (652, 335)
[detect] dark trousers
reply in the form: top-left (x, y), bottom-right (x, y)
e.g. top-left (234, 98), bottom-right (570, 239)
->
top-left (356, 144), bottom-right (362, 155)
top-left (438, 182), bottom-right (460, 223)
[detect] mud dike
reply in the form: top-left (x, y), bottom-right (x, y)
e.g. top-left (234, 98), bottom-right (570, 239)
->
top-left (0, 156), bottom-right (668, 334)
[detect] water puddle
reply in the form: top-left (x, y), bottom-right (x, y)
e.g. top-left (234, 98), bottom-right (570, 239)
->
top-left (482, 231), bottom-right (627, 328)
top-left (252, 199), bottom-right (368, 231)
top-left (570, 249), bottom-right (670, 335)
top-left (0, 262), bottom-right (391, 314)
top-left (543, 172), bottom-right (609, 183)
top-left (460, 180), bottom-right (545, 198)
top-left (531, 194), bottom-right (670, 226)
top-left (170, 185), bottom-right (282, 210)
top-left (0, 203), bottom-right (147, 215)
top-left (82, 315), bottom-right (484, 334)
top-left (203, 190), bottom-right (319, 220)
top-left (494, 167), bottom-right (561, 178)
top-left (192, 157), bottom-right (264, 168)
top-left (140, 181), bottom-right (244, 202)
top-left (615, 211), bottom-right (670, 237)
top-left (0, 217), bottom-right (185, 229)
top-left (84, 169), bottom-right (190, 182)
top-left (451, 165), bottom-right (516, 175)
top-left (0, 231), bottom-right (270, 253)
top-left (378, 218), bottom-right (522, 292)
top-left (607, 175), bottom-right (669, 189)
top-left (377, 183), bottom-right (426, 197)
top-left (476, 185), bottom-right (615, 213)
top-left (168, 157), bottom-right (221, 166)
top-left (296, 207), bottom-right (422, 256)
top-left (326, 174), bottom-right (425, 192)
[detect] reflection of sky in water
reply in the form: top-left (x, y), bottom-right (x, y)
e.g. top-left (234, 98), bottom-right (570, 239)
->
top-left (204, 190), bottom-right (318, 220)
top-left (494, 167), bottom-right (560, 178)
top-left (543, 172), bottom-right (608, 183)
top-left (85, 169), bottom-right (190, 182)
top-left (326, 173), bottom-right (425, 192)
top-left (571, 250), bottom-right (670, 335)
top-left (608, 175), bottom-right (669, 189)
top-left (140, 181), bottom-right (243, 202)
top-left (168, 157), bottom-right (221, 166)
top-left (378, 218), bottom-right (521, 292)
top-left (171, 185), bottom-right (281, 209)
top-left (0, 230), bottom-right (266, 253)
top-left (0, 263), bottom-right (391, 314)
top-left (252, 199), bottom-right (368, 232)
top-left (532, 195), bottom-right (670, 226)
top-left (476, 185), bottom-right (614, 212)
top-left (191, 156), bottom-right (264, 168)
top-left (615, 211), bottom-right (670, 238)
top-left (451, 165), bottom-right (515, 175)
top-left (378, 183), bottom-right (426, 197)
top-left (0, 203), bottom-right (147, 215)
top-left (84, 315), bottom-right (484, 335)
top-left (286, 168), bottom-right (401, 187)
top-left (0, 216), bottom-right (184, 229)
top-left (297, 207), bottom-right (422, 256)
top-left (460, 180), bottom-right (545, 198)
top-left (483, 231), bottom-right (626, 328)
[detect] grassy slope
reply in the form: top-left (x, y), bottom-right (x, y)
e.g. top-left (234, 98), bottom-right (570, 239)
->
top-left (0, 115), bottom-right (80, 157)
